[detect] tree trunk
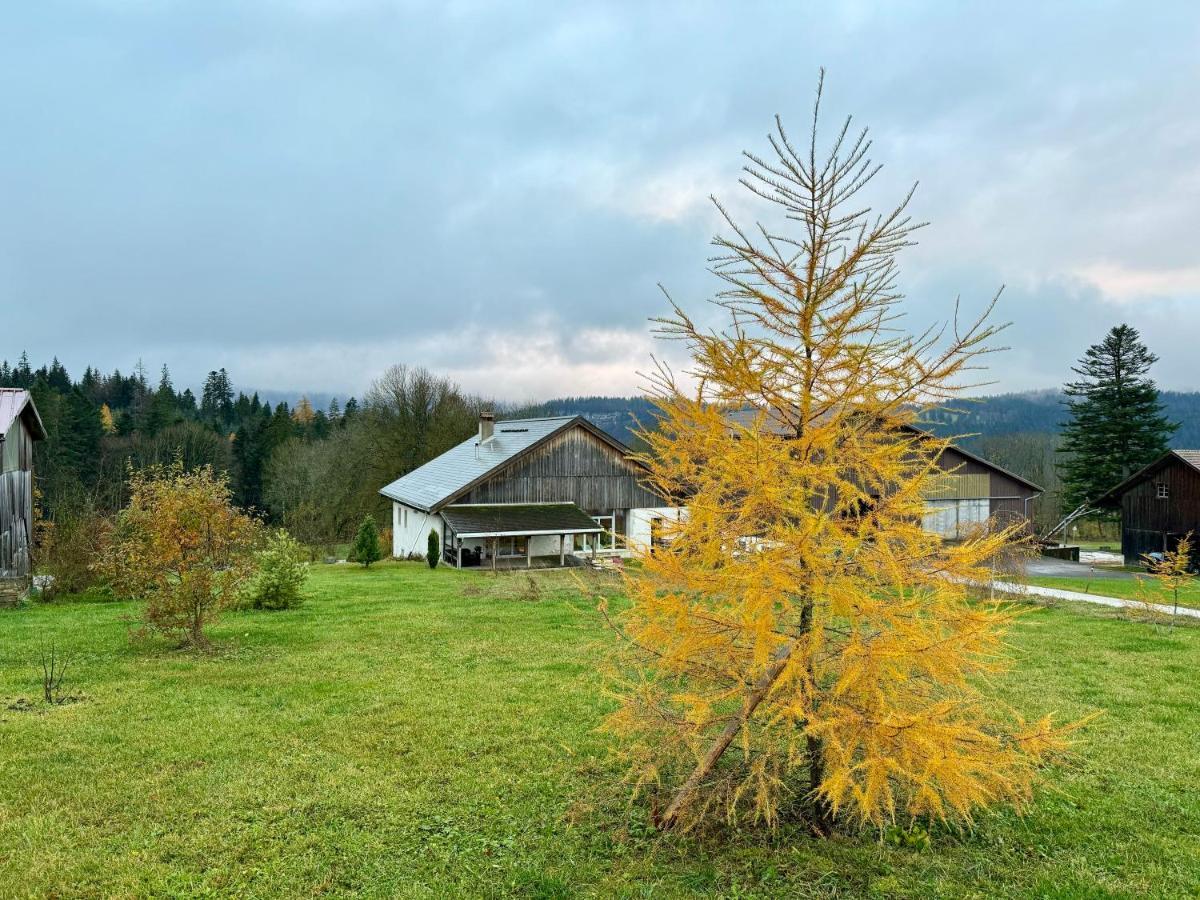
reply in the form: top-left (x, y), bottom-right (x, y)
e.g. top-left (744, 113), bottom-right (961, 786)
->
top-left (657, 641), bottom-right (795, 830)
top-left (658, 596), bottom-right (830, 833)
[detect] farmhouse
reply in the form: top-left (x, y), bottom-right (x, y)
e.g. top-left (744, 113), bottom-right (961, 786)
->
top-left (0, 388), bottom-right (46, 601)
top-left (1094, 449), bottom-right (1200, 565)
top-left (379, 413), bottom-right (679, 568)
top-left (380, 409), bottom-right (1042, 569)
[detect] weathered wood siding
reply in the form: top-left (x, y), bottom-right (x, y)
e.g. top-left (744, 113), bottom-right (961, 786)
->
top-left (459, 427), bottom-right (663, 510)
top-left (0, 417), bottom-right (36, 579)
top-left (1119, 457), bottom-right (1200, 562)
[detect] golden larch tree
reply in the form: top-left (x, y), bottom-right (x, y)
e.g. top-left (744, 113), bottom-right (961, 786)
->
top-left (292, 396), bottom-right (316, 426)
top-left (604, 74), bottom-right (1082, 834)
top-left (99, 403), bottom-right (116, 435)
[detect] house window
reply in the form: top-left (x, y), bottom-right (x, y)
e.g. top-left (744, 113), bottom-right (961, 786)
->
top-left (1156, 482), bottom-right (1170, 500)
top-left (496, 536), bottom-right (528, 557)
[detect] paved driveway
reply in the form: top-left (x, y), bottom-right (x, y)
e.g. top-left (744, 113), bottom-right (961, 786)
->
top-left (1024, 556), bottom-right (1135, 581)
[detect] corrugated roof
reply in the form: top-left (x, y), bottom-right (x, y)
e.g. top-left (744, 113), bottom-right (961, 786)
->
top-left (0, 389), bottom-right (46, 441)
top-left (379, 416), bottom-right (580, 511)
top-left (441, 503), bottom-right (601, 537)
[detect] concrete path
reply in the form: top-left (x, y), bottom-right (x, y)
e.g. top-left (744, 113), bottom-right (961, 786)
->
top-left (987, 578), bottom-right (1200, 620)
top-left (1023, 556), bottom-right (1135, 581)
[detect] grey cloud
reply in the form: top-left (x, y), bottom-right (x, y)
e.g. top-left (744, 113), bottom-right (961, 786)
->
top-left (2, 1), bottom-right (1198, 398)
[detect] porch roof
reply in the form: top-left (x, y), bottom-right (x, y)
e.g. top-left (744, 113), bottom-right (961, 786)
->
top-left (441, 503), bottom-right (602, 539)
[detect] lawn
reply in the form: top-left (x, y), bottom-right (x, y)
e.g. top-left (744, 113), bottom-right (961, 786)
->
top-left (1021, 573), bottom-right (1200, 610)
top-left (1, 563), bottom-right (1198, 898)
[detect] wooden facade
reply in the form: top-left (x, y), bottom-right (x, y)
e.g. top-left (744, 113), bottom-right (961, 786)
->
top-left (919, 445), bottom-right (1041, 537)
top-left (1096, 451), bottom-right (1200, 565)
top-left (0, 390), bottom-right (45, 590)
top-left (456, 425), bottom-right (663, 511)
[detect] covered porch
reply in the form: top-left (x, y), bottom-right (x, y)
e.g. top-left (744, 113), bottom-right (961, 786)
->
top-left (440, 503), bottom-right (604, 570)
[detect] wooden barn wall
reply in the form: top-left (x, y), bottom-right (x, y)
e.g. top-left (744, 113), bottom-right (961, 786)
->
top-left (1120, 459), bottom-right (1200, 535)
top-left (935, 447), bottom-right (1037, 501)
top-left (0, 469), bottom-right (33, 577)
top-left (461, 428), bottom-right (663, 510)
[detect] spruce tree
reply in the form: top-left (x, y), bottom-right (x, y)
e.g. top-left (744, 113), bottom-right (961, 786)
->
top-left (1058, 324), bottom-right (1177, 509)
top-left (352, 515), bottom-right (383, 568)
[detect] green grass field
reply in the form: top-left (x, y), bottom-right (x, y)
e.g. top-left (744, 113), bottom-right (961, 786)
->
top-left (2, 563), bottom-right (1198, 898)
top-left (1021, 574), bottom-right (1200, 610)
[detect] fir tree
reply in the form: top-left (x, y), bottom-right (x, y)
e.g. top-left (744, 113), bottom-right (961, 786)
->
top-left (1058, 324), bottom-right (1177, 509)
top-left (352, 515), bottom-right (383, 568)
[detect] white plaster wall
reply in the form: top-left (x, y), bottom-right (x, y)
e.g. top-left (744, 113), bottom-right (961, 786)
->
top-left (627, 507), bottom-right (685, 555)
top-left (392, 502), bottom-right (444, 559)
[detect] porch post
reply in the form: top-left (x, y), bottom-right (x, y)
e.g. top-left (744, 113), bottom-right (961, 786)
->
top-left (526, 535), bottom-right (532, 568)
top-left (492, 537), bottom-right (497, 571)
top-left (591, 533), bottom-right (597, 561)
top-left (559, 534), bottom-right (565, 567)
top-left (456, 542), bottom-right (462, 569)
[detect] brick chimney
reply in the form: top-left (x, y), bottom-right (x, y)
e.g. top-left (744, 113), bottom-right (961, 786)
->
top-left (478, 410), bottom-right (495, 443)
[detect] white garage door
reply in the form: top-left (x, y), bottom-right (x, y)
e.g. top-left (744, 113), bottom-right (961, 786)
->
top-left (922, 499), bottom-right (989, 539)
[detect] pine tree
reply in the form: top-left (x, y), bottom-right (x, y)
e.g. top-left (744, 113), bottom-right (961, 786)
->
top-left (352, 515), bottom-right (383, 568)
top-left (1058, 325), bottom-right (1177, 509)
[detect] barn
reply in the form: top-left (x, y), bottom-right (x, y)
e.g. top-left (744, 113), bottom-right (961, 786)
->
top-left (1, 388), bottom-right (47, 601)
top-left (1094, 450), bottom-right (1200, 565)
top-left (380, 413), bottom-right (679, 568)
top-left (922, 441), bottom-right (1043, 538)
top-left (725, 408), bottom-right (1043, 539)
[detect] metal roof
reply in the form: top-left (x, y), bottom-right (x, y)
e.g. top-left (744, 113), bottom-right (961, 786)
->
top-left (0, 389), bottom-right (47, 441)
top-left (441, 503), bottom-right (602, 538)
top-left (379, 416), bottom-right (582, 512)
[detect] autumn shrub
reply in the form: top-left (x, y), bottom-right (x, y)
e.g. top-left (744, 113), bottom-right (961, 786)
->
top-left (243, 529), bottom-right (309, 610)
top-left (99, 462), bottom-right (261, 647)
top-left (39, 503), bottom-right (110, 599)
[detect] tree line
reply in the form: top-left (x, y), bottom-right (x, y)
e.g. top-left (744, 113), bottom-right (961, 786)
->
top-left (0, 354), bottom-right (488, 568)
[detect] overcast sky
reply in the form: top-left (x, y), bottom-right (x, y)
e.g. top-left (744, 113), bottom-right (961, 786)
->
top-left (3, 1), bottom-right (1199, 403)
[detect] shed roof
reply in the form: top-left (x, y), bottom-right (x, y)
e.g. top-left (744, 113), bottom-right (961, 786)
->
top-left (1093, 450), bottom-right (1200, 506)
top-left (441, 503), bottom-right (602, 538)
top-left (379, 415), bottom-right (640, 512)
top-left (0, 389), bottom-right (47, 441)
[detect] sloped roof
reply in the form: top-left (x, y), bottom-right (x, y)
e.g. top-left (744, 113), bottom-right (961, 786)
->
top-left (441, 503), bottom-right (602, 537)
top-left (0, 389), bottom-right (46, 441)
top-left (379, 415), bottom-right (639, 512)
top-left (723, 405), bottom-right (1042, 492)
top-left (1093, 450), bottom-right (1200, 506)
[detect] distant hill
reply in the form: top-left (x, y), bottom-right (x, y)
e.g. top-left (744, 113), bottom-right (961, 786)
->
top-left (922, 390), bottom-right (1200, 449)
top-left (508, 396), bottom-right (659, 447)
top-left (532, 390), bottom-right (1200, 450)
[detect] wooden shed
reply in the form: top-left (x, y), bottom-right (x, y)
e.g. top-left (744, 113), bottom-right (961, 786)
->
top-left (0, 389), bottom-right (47, 599)
top-left (1094, 450), bottom-right (1200, 565)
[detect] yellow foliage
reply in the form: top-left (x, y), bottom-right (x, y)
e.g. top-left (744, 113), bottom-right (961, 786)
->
top-left (603, 75), bottom-right (1085, 833)
top-left (98, 462), bottom-right (261, 647)
top-left (1134, 532), bottom-right (1194, 625)
top-left (99, 403), bottom-right (116, 435)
